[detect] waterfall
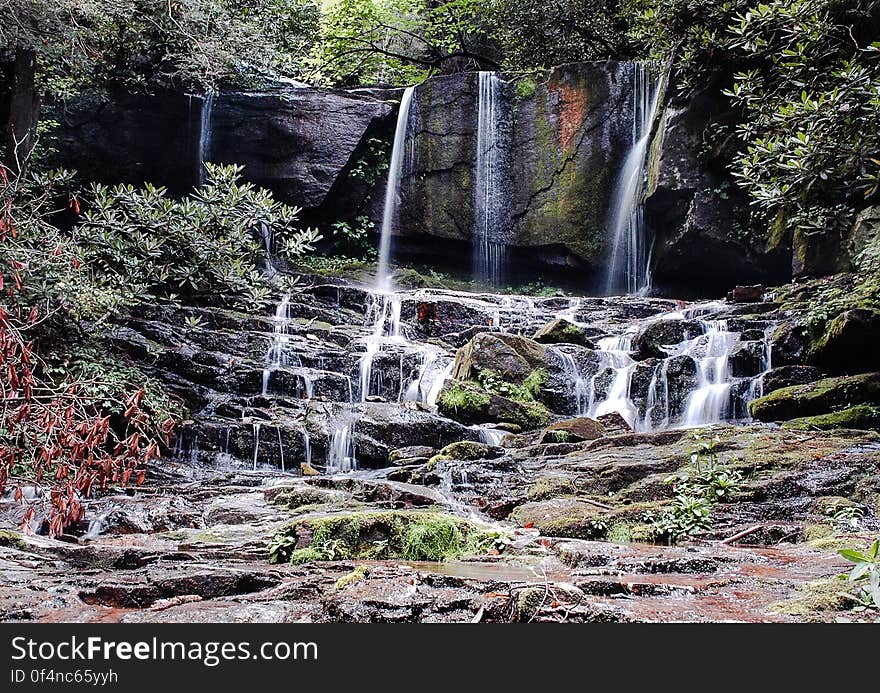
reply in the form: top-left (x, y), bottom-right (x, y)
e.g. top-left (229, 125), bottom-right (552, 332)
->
top-left (358, 292), bottom-right (403, 401)
top-left (262, 293), bottom-right (291, 396)
top-left (680, 320), bottom-right (737, 427)
top-left (587, 335), bottom-right (639, 426)
top-left (473, 72), bottom-right (509, 286)
top-left (375, 86), bottom-right (415, 291)
top-left (605, 64), bottom-right (660, 295)
top-left (326, 419), bottom-right (357, 473)
top-left (196, 93), bottom-right (214, 187)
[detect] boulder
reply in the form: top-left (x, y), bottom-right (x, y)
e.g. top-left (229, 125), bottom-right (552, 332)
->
top-left (434, 441), bottom-right (502, 461)
top-left (760, 365), bottom-right (822, 395)
top-left (808, 308), bottom-right (880, 375)
top-left (539, 417), bottom-right (606, 444)
top-left (727, 285), bottom-right (765, 303)
top-left (646, 83), bottom-right (790, 297)
top-left (632, 319), bottom-right (697, 360)
top-left (728, 341), bottom-right (768, 378)
top-left (532, 318), bottom-right (593, 347)
top-left (389, 446), bottom-right (436, 463)
top-left (49, 85), bottom-right (393, 211)
top-left (436, 381), bottom-right (552, 431)
top-left (596, 412), bottom-right (633, 435)
top-left (451, 332), bottom-right (547, 384)
top-left (749, 372), bottom-right (880, 422)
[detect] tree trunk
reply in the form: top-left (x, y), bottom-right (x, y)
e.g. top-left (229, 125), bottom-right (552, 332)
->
top-left (1, 48), bottom-right (40, 176)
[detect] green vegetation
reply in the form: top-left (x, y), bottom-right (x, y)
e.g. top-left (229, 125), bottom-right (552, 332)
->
top-left (268, 510), bottom-right (505, 564)
top-left (478, 367), bottom-right (546, 402)
top-left (648, 434), bottom-right (743, 543)
top-left (838, 539), bottom-right (880, 612)
top-left (438, 381), bottom-right (492, 418)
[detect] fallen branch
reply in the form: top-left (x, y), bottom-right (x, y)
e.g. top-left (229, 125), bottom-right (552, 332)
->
top-left (721, 524), bottom-right (763, 545)
top-left (580, 498), bottom-right (614, 511)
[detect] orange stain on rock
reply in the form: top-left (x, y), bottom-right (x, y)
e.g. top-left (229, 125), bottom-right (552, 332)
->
top-left (550, 80), bottom-right (588, 151)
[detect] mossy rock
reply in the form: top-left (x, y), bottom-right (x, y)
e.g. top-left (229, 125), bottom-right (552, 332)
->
top-left (748, 372), bottom-right (880, 422)
top-left (770, 578), bottom-right (853, 619)
top-left (436, 440), bottom-right (498, 461)
top-left (526, 476), bottom-right (577, 501)
top-left (783, 405), bottom-right (880, 431)
top-left (0, 530), bottom-right (26, 550)
top-left (509, 498), bottom-right (609, 539)
top-left (539, 417), bottom-right (605, 444)
top-left (532, 319), bottom-right (593, 347)
top-left (335, 565), bottom-right (370, 590)
top-left (451, 332), bottom-right (547, 384)
top-left (809, 308), bottom-right (880, 374)
top-left (270, 510), bottom-right (490, 564)
top-left (438, 380), bottom-right (552, 431)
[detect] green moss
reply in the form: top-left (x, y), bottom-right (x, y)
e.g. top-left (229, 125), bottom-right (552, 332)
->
top-left (606, 522), bottom-right (634, 544)
top-left (436, 441), bottom-right (491, 460)
top-left (749, 373), bottom-right (880, 422)
top-left (784, 405), bottom-right (880, 431)
top-left (544, 430), bottom-right (572, 444)
top-left (514, 401), bottom-right (552, 430)
top-left (514, 77), bottom-right (537, 100)
top-left (526, 476), bottom-right (576, 501)
top-left (0, 530), bottom-right (26, 550)
top-left (521, 368), bottom-right (547, 400)
top-left (770, 578), bottom-right (853, 618)
top-left (400, 515), bottom-right (465, 561)
top-left (335, 565), bottom-right (370, 590)
top-left (802, 524), bottom-right (834, 543)
top-left (437, 382), bottom-right (491, 419)
top-left (269, 510), bottom-right (484, 565)
top-left (516, 587), bottom-right (545, 622)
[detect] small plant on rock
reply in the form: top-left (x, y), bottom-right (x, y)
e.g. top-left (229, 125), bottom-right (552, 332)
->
top-left (838, 540), bottom-right (880, 614)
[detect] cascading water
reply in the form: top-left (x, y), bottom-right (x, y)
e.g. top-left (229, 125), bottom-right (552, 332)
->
top-left (605, 64), bottom-right (661, 295)
top-left (473, 72), bottom-right (509, 286)
top-left (375, 86), bottom-right (415, 290)
top-left (262, 293), bottom-right (291, 396)
top-left (196, 93), bottom-right (214, 188)
top-left (587, 334), bottom-right (639, 426)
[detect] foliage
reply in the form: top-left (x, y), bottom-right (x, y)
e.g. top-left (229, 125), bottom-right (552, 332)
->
top-left (647, 493), bottom-right (713, 541)
top-left (545, 429), bottom-right (573, 444)
top-left (0, 0), bottom-right (322, 94)
top-left (839, 539), bottom-right (880, 612)
top-left (268, 510), bottom-right (489, 564)
top-left (649, 433), bottom-right (742, 542)
top-left (75, 163), bottom-right (320, 313)
top-left (0, 165), bottom-right (175, 537)
top-left (489, 0), bottom-right (630, 72)
top-left (477, 368), bottom-right (546, 402)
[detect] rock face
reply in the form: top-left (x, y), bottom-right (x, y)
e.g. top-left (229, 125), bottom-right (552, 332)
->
top-left (645, 84), bottom-right (790, 296)
top-left (49, 85), bottom-right (395, 210)
top-left (749, 372), bottom-right (880, 423)
top-left (208, 90), bottom-right (393, 210)
top-left (396, 63), bottom-right (636, 283)
top-left (451, 332), bottom-right (547, 383)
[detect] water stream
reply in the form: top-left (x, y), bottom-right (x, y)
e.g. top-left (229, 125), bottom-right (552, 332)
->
top-left (605, 64), bottom-right (661, 295)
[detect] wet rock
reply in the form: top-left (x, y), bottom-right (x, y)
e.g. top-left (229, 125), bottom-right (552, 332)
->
top-left (749, 372), bottom-right (880, 422)
top-left (436, 380), bottom-right (552, 431)
top-left (510, 498), bottom-right (608, 539)
top-left (729, 341), bottom-right (767, 378)
top-left (632, 319), bottom-right (700, 360)
top-left (809, 308), bottom-right (880, 375)
top-left (539, 418), bottom-right (606, 444)
top-left (533, 319), bottom-right (593, 348)
top-left (452, 332), bottom-right (547, 384)
top-left (761, 365), bottom-right (823, 394)
top-left (727, 285), bottom-right (765, 303)
top-left (434, 441), bottom-right (500, 461)
top-left (389, 446), bottom-right (436, 463)
top-left (630, 358), bottom-right (660, 405)
top-left (596, 412), bottom-right (632, 435)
